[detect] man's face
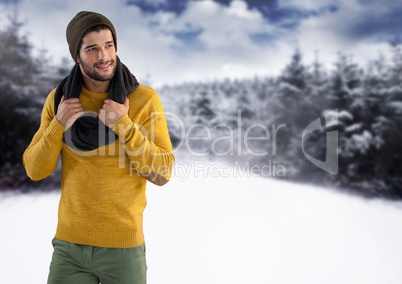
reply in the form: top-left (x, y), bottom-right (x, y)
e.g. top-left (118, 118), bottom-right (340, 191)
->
top-left (77, 29), bottom-right (117, 82)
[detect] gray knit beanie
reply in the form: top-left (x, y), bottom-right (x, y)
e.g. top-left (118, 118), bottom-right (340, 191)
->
top-left (66, 11), bottom-right (117, 60)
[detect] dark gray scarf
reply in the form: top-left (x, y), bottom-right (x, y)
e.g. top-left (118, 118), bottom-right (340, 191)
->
top-left (54, 56), bottom-right (139, 151)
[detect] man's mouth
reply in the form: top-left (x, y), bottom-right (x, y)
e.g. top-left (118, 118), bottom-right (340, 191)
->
top-left (95, 61), bottom-right (112, 70)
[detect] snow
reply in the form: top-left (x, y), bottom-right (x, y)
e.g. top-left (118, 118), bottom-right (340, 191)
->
top-left (345, 122), bottom-right (362, 133)
top-left (338, 110), bottom-right (354, 122)
top-left (351, 130), bottom-right (373, 154)
top-left (386, 101), bottom-right (402, 115)
top-left (1, 160), bottom-right (402, 284)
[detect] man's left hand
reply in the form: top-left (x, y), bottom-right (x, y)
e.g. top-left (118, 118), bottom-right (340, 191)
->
top-left (99, 97), bottom-right (129, 128)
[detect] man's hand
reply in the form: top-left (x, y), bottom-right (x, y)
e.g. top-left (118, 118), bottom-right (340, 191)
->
top-left (56, 96), bottom-right (85, 129)
top-left (99, 97), bottom-right (129, 128)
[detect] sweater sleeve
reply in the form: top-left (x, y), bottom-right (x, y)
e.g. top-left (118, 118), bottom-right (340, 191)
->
top-left (113, 89), bottom-right (175, 185)
top-left (22, 89), bottom-right (65, 181)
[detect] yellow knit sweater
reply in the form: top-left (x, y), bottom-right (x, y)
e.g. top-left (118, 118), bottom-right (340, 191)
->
top-left (23, 85), bottom-right (175, 248)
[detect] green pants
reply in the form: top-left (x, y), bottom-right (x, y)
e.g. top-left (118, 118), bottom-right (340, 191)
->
top-left (47, 238), bottom-right (147, 284)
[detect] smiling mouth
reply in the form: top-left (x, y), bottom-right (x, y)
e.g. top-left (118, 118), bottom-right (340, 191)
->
top-left (95, 63), bottom-right (111, 70)
top-left (95, 61), bottom-right (113, 70)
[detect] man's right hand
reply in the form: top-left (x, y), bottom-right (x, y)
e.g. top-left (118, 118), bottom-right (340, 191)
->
top-left (56, 96), bottom-right (85, 129)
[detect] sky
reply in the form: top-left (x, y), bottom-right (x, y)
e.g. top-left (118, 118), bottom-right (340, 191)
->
top-left (0, 0), bottom-right (401, 87)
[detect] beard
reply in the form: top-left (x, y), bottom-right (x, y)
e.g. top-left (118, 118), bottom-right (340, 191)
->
top-left (80, 59), bottom-right (116, 81)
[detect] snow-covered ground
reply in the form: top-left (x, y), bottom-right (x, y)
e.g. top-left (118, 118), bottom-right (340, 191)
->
top-left (1, 160), bottom-right (402, 284)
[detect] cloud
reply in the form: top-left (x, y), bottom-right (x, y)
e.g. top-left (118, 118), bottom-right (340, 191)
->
top-left (126, 0), bottom-right (186, 14)
top-left (282, 0), bottom-right (402, 42)
top-left (1, 0), bottom-right (397, 87)
top-left (292, 0), bottom-right (397, 68)
top-left (139, 0), bottom-right (291, 84)
top-left (176, 1), bottom-right (276, 49)
top-left (343, 3), bottom-right (402, 42)
top-left (278, 0), bottom-right (336, 10)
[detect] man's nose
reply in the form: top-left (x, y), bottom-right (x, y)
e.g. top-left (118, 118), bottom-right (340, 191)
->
top-left (98, 48), bottom-right (108, 60)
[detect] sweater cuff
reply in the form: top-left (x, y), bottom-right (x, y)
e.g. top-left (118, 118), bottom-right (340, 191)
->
top-left (49, 117), bottom-right (66, 139)
top-left (113, 114), bottom-right (134, 137)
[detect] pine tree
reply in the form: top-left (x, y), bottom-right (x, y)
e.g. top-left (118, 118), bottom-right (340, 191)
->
top-left (189, 87), bottom-right (216, 125)
top-left (267, 49), bottom-right (308, 176)
top-left (0, 12), bottom-right (66, 190)
top-left (294, 53), bottom-right (333, 181)
top-left (330, 53), bottom-right (362, 110)
top-left (0, 17), bottom-right (39, 162)
top-left (389, 36), bottom-right (402, 86)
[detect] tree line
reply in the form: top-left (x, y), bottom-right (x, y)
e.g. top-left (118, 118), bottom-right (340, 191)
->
top-left (159, 42), bottom-right (402, 199)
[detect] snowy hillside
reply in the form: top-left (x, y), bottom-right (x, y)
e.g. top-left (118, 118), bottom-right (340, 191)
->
top-left (1, 160), bottom-right (402, 284)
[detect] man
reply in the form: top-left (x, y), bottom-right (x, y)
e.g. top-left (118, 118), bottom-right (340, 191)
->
top-left (23, 11), bottom-right (175, 284)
